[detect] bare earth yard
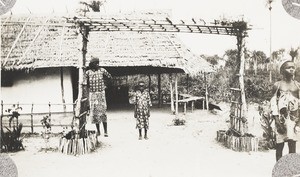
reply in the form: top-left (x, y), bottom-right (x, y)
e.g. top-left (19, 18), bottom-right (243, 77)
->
top-left (6, 104), bottom-right (300, 177)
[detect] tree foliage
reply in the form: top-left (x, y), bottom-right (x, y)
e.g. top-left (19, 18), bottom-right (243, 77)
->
top-left (205, 54), bottom-right (221, 66)
top-left (289, 47), bottom-right (299, 62)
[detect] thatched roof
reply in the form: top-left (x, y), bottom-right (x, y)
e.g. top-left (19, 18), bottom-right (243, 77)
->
top-left (1, 13), bottom-right (214, 76)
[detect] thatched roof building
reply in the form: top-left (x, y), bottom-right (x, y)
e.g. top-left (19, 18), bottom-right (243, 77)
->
top-left (1, 14), bottom-right (213, 76)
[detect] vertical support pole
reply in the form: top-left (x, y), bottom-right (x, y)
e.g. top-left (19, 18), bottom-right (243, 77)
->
top-left (186, 74), bottom-right (189, 93)
top-left (60, 67), bottom-right (67, 112)
top-left (0, 18), bottom-right (2, 153)
top-left (17, 102), bottom-right (19, 126)
top-left (175, 74), bottom-right (179, 115)
top-left (48, 102), bottom-right (51, 118)
top-left (204, 72), bottom-right (209, 111)
top-left (75, 24), bottom-right (89, 138)
top-left (237, 28), bottom-right (248, 134)
top-left (148, 74), bottom-right (151, 100)
top-left (237, 103), bottom-right (239, 130)
top-left (72, 102), bottom-right (76, 118)
top-left (183, 103), bottom-right (187, 115)
top-left (169, 74), bottom-right (175, 114)
top-left (158, 73), bottom-right (162, 108)
top-left (202, 72), bottom-right (205, 110)
top-left (269, 4), bottom-right (273, 82)
top-left (239, 103), bottom-right (242, 132)
top-left (31, 103), bottom-right (34, 133)
top-left (0, 100), bottom-right (3, 153)
top-left (191, 101), bottom-right (194, 113)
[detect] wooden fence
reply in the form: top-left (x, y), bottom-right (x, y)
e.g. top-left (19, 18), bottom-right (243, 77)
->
top-left (0, 101), bottom-right (76, 133)
top-left (216, 130), bottom-right (259, 152)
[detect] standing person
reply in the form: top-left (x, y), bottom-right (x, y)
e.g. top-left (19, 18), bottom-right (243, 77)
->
top-left (270, 60), bottom-right (300, 161)
top-left (134, 81), bottom-right (152, 140)
top-left (85, 57), bottom-right (112, 137)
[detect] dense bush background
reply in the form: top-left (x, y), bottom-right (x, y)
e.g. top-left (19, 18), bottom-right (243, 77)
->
top-left (113, 48), bottom-right (300, 105)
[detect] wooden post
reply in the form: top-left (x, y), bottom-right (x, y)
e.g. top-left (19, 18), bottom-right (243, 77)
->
top-left (169, 74), bottom-right (175, 114)
top-left (0, 100), bottom-right (3, 153)
top-left (202, 72), bottom-right (205, 110)
top-left (186, 74), bottom-right (189, 93)
top-left (60, 67), bottom-right (67, 112)
top-left (0, 18), bottom-right (2, 153)
top-left (48, 102), bottom-right (51, 118)
top-left (237, 27), bottom-right (248, 134)
top-left (204, 73), bottom-right (209, 111)
top-left (75, 24), bottom-right (89, 138)
top-left (31, 103), bottom-right (34, 133)
top-left (191, 101), bottom-right (194, 113)
top-left (183, 103), bottom-right (187, 115)
top-left (148, 74), bottom-right (151, 99)
top-left (175, 74), bottom-right (179, 115)
top-left (17, 102), bottom-right (19, 126)
top-left (158, 74), bottom-right (162, 108)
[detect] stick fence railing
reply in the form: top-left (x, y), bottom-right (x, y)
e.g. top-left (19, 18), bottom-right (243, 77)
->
top-left (0, 101), bottom-right (76, 133)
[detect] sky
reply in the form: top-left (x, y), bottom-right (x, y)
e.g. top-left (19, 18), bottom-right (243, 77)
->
top-left (5, 0), bottom-right (300, 57)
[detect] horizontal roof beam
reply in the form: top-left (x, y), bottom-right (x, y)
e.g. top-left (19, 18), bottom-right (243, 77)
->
top-left (66, 17), bottom-right (249, 36)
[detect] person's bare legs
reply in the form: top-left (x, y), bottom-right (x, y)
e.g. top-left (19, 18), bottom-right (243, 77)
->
top-left (144, 128), bottom-right (148, 140)
top-left (288, 140), bottom-right (296, 153)
top-left (276, 142), bottom-right (284, 161)
top-left (103, 122), bottom-right (108, 137)
top-left (138, 129), bottom-right (142, 140)
top-left (96, 123), bottom-right (100, 136)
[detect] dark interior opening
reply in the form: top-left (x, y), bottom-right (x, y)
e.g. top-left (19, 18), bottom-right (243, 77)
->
top-left (70, 67), bottom-right (79, 102)
top-left (106, 85), bottom-right (129, 108)
top-left (1, 70), bottom-right (15, 87)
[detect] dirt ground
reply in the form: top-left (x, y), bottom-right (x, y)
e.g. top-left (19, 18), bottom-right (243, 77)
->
top-left (6, 103), bottom-right (300, 177)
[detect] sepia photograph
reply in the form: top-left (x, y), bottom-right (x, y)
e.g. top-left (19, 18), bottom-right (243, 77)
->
top-left (1, 0), bottom-right (300, 176)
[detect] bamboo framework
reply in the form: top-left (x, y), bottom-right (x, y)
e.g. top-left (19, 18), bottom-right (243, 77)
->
top-left (66, 16), bottom-right (243, 36)
top-left (0, 15), bottom-right (250, 152)
top-left (70, 16), bottom-right (250, 136)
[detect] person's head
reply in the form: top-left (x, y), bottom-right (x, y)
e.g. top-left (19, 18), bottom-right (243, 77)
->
top-left (279, 60), bottom-right (295, 78)
top-left (138, 81), bottom-right (145, 92)
top-left (89, 57), bottom-right (99, 70)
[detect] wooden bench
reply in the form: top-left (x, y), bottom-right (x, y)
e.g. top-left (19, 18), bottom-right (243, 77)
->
top-left (178, 96), bottom-right (204, 114)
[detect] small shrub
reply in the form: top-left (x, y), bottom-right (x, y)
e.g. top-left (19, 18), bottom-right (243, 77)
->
top-left (172, 118), bottom-right (186, 126)
top-left (258, 102), bottom-right (276, 150)
top-left (41, 115), bottom-right (52, 152)
top-left (1, 106), bottom-right (24, 152)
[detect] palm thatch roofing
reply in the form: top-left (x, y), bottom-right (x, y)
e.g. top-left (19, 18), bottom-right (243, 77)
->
top-left (1, 12), bottom-right (217, 76)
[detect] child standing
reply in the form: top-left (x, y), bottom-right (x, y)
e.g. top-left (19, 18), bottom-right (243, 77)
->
top-left (134, 81), bottom-right (152, 140)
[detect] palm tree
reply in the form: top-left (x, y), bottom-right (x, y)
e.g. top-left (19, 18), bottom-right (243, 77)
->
top-left (251, 50), bottom-right (267, 75)
top-left (79, 0), bottom-right (106, 14)
top-left (272, 48), bottom-right (285, 64)
top-left (289, 47), bottom-right (299, 62)
top-left (266, 0), bottom-right (275, 82)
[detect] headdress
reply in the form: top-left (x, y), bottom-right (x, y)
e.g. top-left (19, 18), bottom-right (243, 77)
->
top-left (278, 59), bottom-right (293, 74)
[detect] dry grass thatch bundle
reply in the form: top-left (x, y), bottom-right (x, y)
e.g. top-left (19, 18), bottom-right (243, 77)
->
top-left (1, 13), bottom-right (213, 76)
